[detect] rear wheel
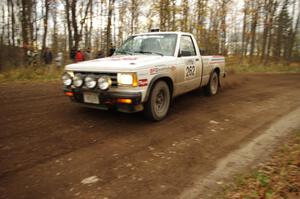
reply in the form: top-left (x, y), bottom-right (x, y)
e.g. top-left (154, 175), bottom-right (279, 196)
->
top-left (205, 71), bottom-right (219, 96)
top-left (144, 81), bottom-right (171, 121)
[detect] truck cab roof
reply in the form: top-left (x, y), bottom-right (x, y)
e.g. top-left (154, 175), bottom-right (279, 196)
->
top-left (132, 31), bottom-right (194, 37)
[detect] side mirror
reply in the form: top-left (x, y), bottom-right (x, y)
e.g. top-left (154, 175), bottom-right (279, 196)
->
top-left (199, 48), bottom-right (206, 55)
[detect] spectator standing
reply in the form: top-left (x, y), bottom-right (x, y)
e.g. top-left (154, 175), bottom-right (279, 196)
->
top-left (96, 50), bottom-right (105, 58)
top-left (55, 52), bottom-right (64, 69)
top-left (108, 43), bottom-right (116, 56)
top-left (70, 47), bottom-right (76, 62)
top-left (75, 49), bottom-right (85, 62)
top-left (84, 48), bottom-right (92, 60)
top-left (26, 48), bottom-right (33, 65)
top-left (43, 48), bottom-right (53, 65)
top-left (32, 49), bottom-right (38, 66)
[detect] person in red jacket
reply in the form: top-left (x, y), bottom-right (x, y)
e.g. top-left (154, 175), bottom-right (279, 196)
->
top-left (75, 49), bottom-right (85, 62)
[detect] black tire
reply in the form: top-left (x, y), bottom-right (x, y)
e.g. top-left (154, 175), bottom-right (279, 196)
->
top-left (144, 81), bottom-right (171, 121)
top-left (204, 71), bottom-right (219, 96)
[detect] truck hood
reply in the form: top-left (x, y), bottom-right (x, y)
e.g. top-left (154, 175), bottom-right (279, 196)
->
top-left (65, 55), bottom-right (174, 72)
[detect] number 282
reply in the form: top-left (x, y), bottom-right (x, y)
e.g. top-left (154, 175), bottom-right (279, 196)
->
top-left (186, 65), bottom-right (195, 78)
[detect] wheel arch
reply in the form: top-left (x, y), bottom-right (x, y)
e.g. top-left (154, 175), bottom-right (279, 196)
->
top-left (212, 67), bottom-right (221, 86)
top-left (214, 67), bottom-right (220, 76)
top-left (144, 75), bottom-right (174, 102)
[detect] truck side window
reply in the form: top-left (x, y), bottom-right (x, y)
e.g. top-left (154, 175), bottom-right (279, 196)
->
top-left (179, 36), bottom-right (196, 57)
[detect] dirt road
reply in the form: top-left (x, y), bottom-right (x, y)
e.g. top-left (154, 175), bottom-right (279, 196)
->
top-left (0, 74), bottom-right (300, 199)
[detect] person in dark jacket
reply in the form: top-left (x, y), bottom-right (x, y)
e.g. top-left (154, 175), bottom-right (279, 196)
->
top-left (70, 47), bottom-right (76, 62)
top-left (43, 48), bottom-right (53, 64)
top-left (108, 43), bottom-right (116, 56)
top-left (96, 50), bottom-right (105, 58)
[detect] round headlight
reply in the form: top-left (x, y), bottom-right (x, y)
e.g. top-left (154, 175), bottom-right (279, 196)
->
top-left (84, 75), bottom-right (97, 88)
top-left (62, 73), bottom-right (72, 86)
top-left (98, 76), bottom-right (112, 90)
top-left (73, 74), bottom-right (83, 88)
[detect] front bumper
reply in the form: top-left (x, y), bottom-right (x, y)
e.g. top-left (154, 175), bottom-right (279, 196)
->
top-left (63, 88), bottom-right (143, 113)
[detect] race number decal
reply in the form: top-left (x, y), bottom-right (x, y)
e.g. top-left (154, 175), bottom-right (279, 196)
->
top-left (185, 65), bottom-right (196, 79)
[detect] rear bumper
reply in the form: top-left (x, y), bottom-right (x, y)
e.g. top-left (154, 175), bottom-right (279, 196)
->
top-left (63, 88), bottom-right (143, 113)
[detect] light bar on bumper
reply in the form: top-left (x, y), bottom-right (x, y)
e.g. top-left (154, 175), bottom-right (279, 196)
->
top-left (63, 72), bottom-right (139, 90)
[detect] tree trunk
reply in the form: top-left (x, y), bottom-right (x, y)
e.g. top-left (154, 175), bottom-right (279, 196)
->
top-left (220, 0), bottom-right (230, 55)
top-left (181, 0), bottom-right (189, 32)
top-left (261, 0), bottom-right (270, 62)
top-left (106, 0), bottom-right (115, 55)
top-left (1, 5), bottom-right (4, 46)
top-left (42, 0), bottom-right (49, 51)
top-left (78, 0), bottom-right (92, 41)
top-left (20, 0), bottom-right (35, 47)
top-left (273, 0), bottom-right (289, 61)
top-left (171, 0), bottom-right (176, 31)
top-left (71, 0), bottom-right (79, 50)
top-left (159, 0), bottom-right (165, 31)
top-left (88, 0), bottom-right (93, 48)
top-left (265, 0), bottom-right (277, 64)
top-left (241, 0), bottom-right (249, 61)
top-left (29, 0), bottom-right (34, 47)
top-left (7, 0), bottom-right (11, 45)
top-left (52, 8), bottom-right (58, 54)
top-left (10, 0), bottom-right (16, 46)
top-left (249, 1), bottom-right (259, 63)
top-left (65, 0), bottom-right (73, 53)
top-left (285, 0), bottom-right (299, 63)
top-left (130, 0), bottom-right (139, 34)
top-left (118, 1), bottom-right (126, 46)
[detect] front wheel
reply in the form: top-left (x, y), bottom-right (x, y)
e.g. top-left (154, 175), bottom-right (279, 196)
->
top-left (144, 81), bottom-right (171, 121)
top-left (205, 71), bottom-right (219, 96)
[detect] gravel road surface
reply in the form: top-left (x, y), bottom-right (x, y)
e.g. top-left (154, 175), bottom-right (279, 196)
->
top-left (0, 74), bottom-right (300, 199)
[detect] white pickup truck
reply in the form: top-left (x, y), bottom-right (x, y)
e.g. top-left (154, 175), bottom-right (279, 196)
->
top-left (62, 31), bottom-right (225, 121)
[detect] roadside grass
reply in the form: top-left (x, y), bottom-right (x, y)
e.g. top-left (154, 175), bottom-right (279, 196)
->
top-left (219, 131), bottom-right (300, 199)
top-left (0, 65), bottom-right (64, 83)
top-left (226, 56), bottom-right (300, 73)
top-left (0, 56), bottom-right (299, 82)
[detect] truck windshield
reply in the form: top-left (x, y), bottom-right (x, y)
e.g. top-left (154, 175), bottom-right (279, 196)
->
top-left (115, 34), bottom-right (177, 56)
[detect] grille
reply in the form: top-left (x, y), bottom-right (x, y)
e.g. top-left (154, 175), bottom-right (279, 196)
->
top-left (74, 72), bottom-right (118, 87)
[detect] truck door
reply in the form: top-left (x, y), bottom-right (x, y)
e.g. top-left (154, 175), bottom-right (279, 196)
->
top-left (175, 35), bottom-right (202, 95)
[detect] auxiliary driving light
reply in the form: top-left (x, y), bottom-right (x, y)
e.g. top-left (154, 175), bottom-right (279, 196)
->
top-left (84, 75), bottom-right (97, 89)
top-left (62, 73), bottom-right (72, 86)
top-left (73, 74), bottom-right (84, 88)
top-left (98, 76), bottom-right (112, 90)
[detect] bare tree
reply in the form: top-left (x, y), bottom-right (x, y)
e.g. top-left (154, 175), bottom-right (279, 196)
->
top-left (181, 0), bottom-right (189, 32)
top-left (9, 0), bottom-right (16, 46)
top-left (21, 0), bottom-right (33, 48)
top-left (106, 0), bottom-right (115, 55)
top-left (71, 0), bottom-right (79, 50)
top-left (285, 0), bottom-right (300, 63)
top-left (65, 0), bottom-right (73, 53)
top-left (219, 0), bottom-right (231, 55)
top-left (249, 0), bottom-right (260, 63)
top-left (118, 0), bottom-right (126, 46)
top-left (42, 0), bottom-right (50, 51)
